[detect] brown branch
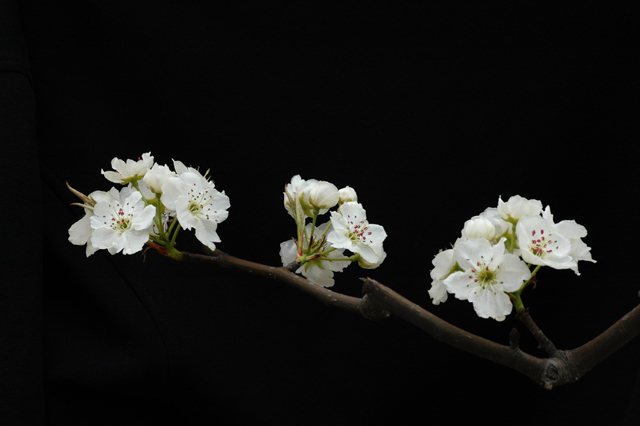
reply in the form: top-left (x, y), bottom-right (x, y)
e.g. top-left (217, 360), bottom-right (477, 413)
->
top-left (180, 248), bottom-right (640, 390)
top-left (516, 310), bottom-right (559, 357)
top-left (181, 249), bottom-right (363, 315)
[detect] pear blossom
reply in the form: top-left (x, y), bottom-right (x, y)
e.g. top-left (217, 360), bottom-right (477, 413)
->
top-left (284, 175), bottom-right (308, 218)
top-left (480, 207), bottom-right (511, 240)
top-left (326, 201), bottom-right (387, 267)
top-left (143, 163), bottom-right (176, 194)
top-left (280, 222), bottom-right (350, 287)
top-left (515, 214), bottom-right (576, 271)
top-left (497, 195), bottom-right (542, 223)
top-left (161, 171), bottom-right (230, 250)
top-left (307, 180), bottom-right (340, 212)
top-left (443, 238), bottom-right (531, 321)
top-left (102, 152), bottom-right (154, 184)
top-left (428, 248), bottom-right (456, 305)
top-left (356, 243), bottom-right (387, 269)
top-left (338, 186), bottom-right (357, 205)
top-left (90, 187), bottom-right (156, 255)
top-left (462, 215), bottom-right (496, 241)
top-left (172, 159), bottom-right (214, 187)
top-left (69, 189), bottom-right (117, 256)
top-left (541, 206), bottom-right (595, 274)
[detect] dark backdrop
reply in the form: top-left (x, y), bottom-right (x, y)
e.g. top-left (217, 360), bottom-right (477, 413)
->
top-left (2, 1), bottom-right (639, 424)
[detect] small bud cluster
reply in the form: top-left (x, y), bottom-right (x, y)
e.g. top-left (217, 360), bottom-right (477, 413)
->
top-left (280, 175), bottom-right (387, 287)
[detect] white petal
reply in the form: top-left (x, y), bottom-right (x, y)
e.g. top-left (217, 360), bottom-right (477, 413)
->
top-left (468, 287), bottom-right (512, 321)
top-left (69, 211), bottom-right (93, 245)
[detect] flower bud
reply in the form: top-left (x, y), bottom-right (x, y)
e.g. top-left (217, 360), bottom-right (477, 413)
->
top-left (143, 163), bottom-right (176, 194)
top-left (462, 215), bottom-right (496, 241)
top-left (338, 186), bottom-right (357, 205)
top-left (308, 181), bottom-right (339, 212)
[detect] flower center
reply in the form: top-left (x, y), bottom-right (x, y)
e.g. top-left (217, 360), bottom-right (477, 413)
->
top-left (188, 186), bottom-right (220, 222)
top-left (529, 229), bottom-right (556, 258)
top-left (348, 220), bottom-right (372, 243)
top-left (108, 203), bottom-right (133, 232)
top-left (469, 262), bottom-right (497, 288)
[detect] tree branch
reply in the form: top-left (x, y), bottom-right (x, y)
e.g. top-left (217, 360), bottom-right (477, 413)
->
top-left (180, 248), bottom-right (640, 390)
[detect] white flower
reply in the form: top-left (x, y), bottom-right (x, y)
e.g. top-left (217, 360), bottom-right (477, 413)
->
top-left (280, 222), bottom-right (350, 287)
top-left (142, 163), bottom-right (176, 194)
top-left (541, 206), bottom-right (595, 275)
top-left (90, 187), bottom-right (156, 255)
top-left (462, 215), bottom-right (496, 241)
top-left (515, 214), bottom-right (576, 271)
top-left (428, 248), bottom-right (456, 305)
top-left (172, 159), bottom-right (213, 187)
top-left (356, 244), bottom-right (387, 269)
top-left (326, 201), bottom-right (387, 267)
top-left (161, 171), bottom-right (230, 250)
top-left (307, 180), bottom-right (339, 212)
top-left (102, 152), bottom-right (154, 184)
top-left (69, 189), bottom-right (120, 256)
top-left (498, 195), bottom-right (542, 223)
top-left (283, 175), bottom-right (339, 217)
top-left (480, 207), bottom-right (511, 239)
top-left (338, 186), bottom-right (357, 205)
top-left (443, 238), bottom-right (531, 321)
top-left (284, 175), bottom-right (307, 218)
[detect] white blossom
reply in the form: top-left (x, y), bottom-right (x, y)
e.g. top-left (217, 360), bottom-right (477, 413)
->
top-left (498, 195), bottom-right (542, 223)
top-left (428, 248), bottom-right (456, 305)
top-left (338, 186), bottom-right (357, 205)
top-left (90, 187), bottom-right (156, 255)
top-left (307, 180), bottom-right (340, 212)
top-left (462, 215), bottom-right (496, 241)
top-left (279, 222), bottom-right (350, 287)
top-left (541, 206), bottom-right (595, 275)
top-left (102, 152), bottom-right (154, 184)
top-left (444, 238), bottom-right (531, 321)
top-left (515, 214), bottom-right (576, 271)
top-left (161, 171), bottom-right (230, 251)
top-left (284, 175), bottom-right (308, 218)
top-left (480, 207), bottom-right (511, 239)
top-left (326, 202), bottom-right (386, 267)
top-left (142, 163), bottom-right (176, 194)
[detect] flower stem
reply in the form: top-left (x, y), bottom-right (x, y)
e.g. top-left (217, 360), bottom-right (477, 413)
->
top-left (511, 291), bottom-right (526, 313)
top-left (518, 264), bottom-right (542, 293)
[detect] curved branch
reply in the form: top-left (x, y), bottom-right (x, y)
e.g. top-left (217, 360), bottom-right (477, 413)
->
top-left (180, 248), bottom-right (640, 390)
top-left (181, 249), bottom-right (362, 315)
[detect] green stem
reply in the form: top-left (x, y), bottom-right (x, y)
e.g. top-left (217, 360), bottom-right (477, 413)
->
top-left (518, 264), bottom-right (542, 294)
top-left (508, 223), bottom-right (517, 253)
top-left (309, 208), bottom-right (319, 241)
top-left (170, 222), bottom-right (182, 246)
top-left (511, 291), bottom-right (526, 313)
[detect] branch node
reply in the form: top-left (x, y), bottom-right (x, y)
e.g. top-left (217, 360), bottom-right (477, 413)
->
top-left (284, 260), bottom-right (301, 273)
top-left (358, 294), bottom-right (390, 321)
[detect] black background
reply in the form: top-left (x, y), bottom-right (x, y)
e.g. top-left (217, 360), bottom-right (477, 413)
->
top-left (3, 1), bottom-right (639, 424)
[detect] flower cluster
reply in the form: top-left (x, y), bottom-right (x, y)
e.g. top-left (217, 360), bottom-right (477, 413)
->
top-left (69, 152), bottom-right (230, 258)
top-left (280, 175), bottom-right (387, 287)
top-left (428, 195), bottom-right (595, 321)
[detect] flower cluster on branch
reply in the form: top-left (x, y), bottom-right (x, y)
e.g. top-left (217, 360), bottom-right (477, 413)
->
top-left (68, 154), bottom-right (640, 391)
top-left (280, 175), bottom-right (387, 287)
top-left (428, 195), bottom-right (595, 321)
top-left (69, 153), bottom-right (230, 258)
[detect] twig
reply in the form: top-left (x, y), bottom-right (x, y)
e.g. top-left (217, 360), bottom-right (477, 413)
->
top-left (180, 248), bottom-right (640, 390)
top-left (516, 309), bottom-right (559, 357)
